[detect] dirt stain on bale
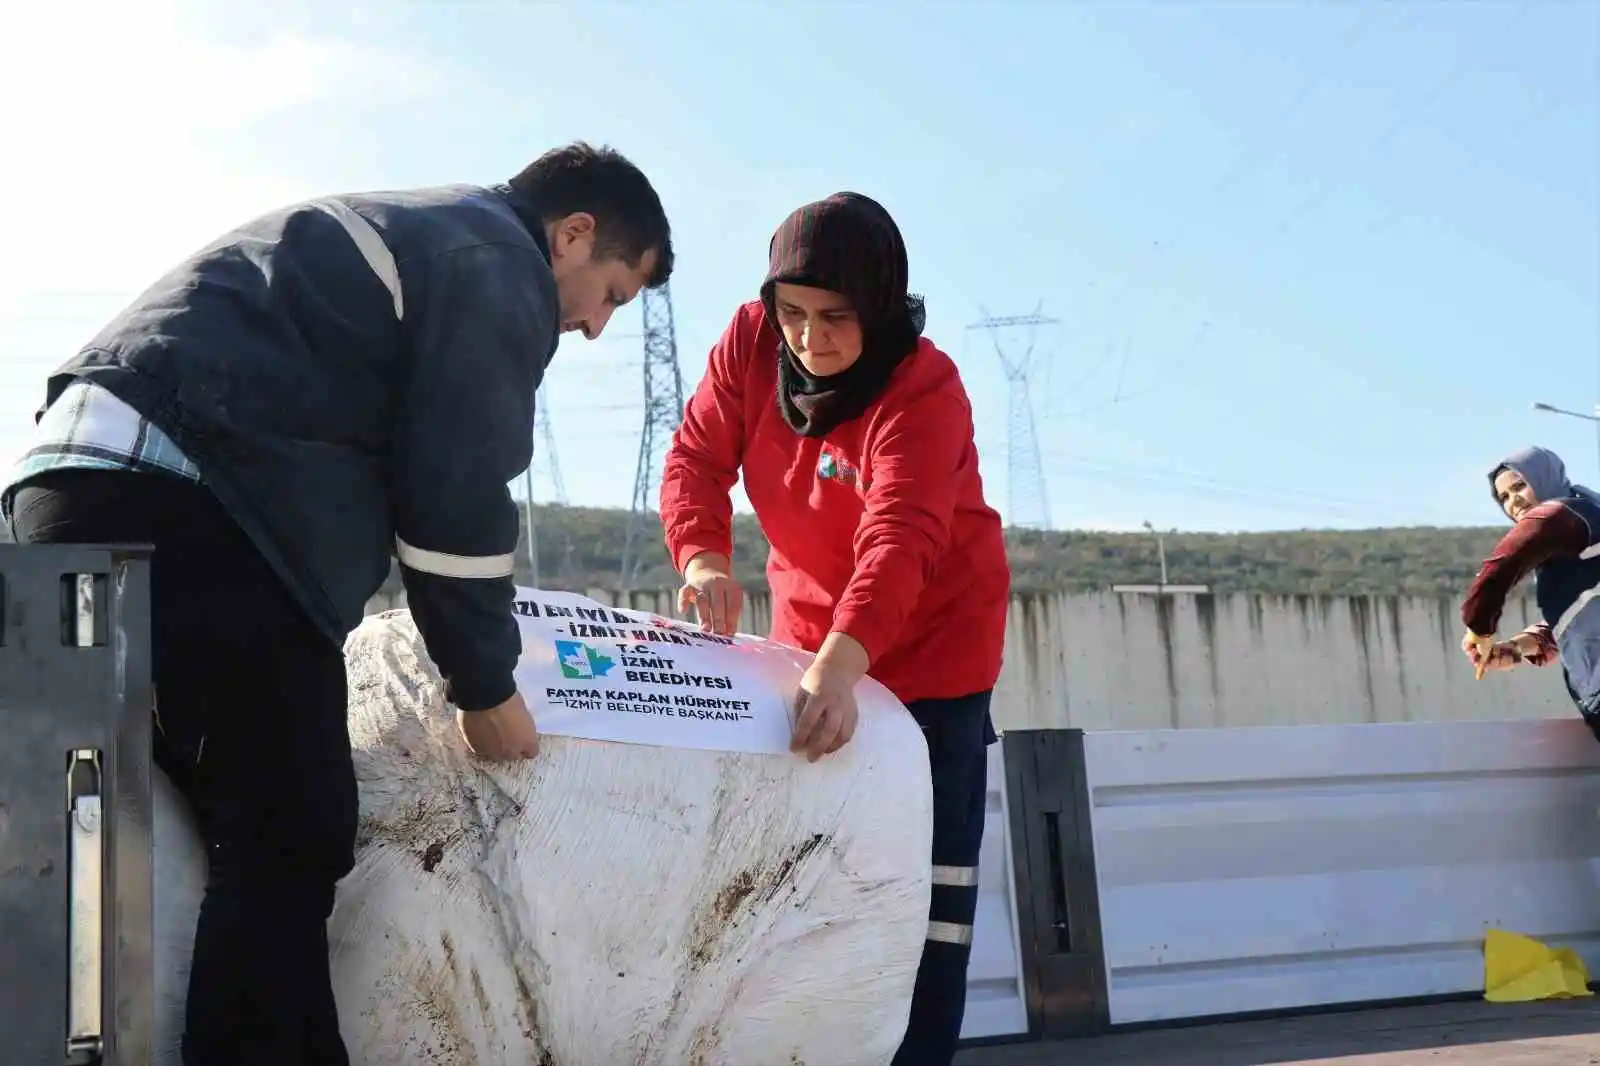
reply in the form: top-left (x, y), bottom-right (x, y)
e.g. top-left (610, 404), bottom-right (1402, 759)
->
top-left (418, 838), bottom-right (445, 872)
top-left (509, 966), bottom-right (556, 1065)
top-left (689, 1024), bottom-right (722, 1066)
top-left (468, 964), bottom-right (492, 1024)
top-left (357, 792), bottom-right (469, 875)
top-left (710, 870), bottom-right (757, 926)
top-left (688, 833), bottom-right (829, 970)
top-left (408, 945), bottom-right (474, 1066)
top-left (763, 833), bottom-right (826, 903)
top-left (440, 931), bottom-right (460, 976)
top-left (513, 967), bottom-right (540, 1041)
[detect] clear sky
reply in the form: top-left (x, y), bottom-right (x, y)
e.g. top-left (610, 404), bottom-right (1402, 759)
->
top-left (2, 0), bottom-right (1595, 533)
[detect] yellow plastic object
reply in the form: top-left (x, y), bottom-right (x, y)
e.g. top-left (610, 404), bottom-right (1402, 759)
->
top-left (1483, 928), bottom-right (1594, 1002)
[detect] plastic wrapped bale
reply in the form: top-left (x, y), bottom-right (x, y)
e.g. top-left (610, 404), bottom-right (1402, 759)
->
top-left (152, 596), bottom-right (935, 1066)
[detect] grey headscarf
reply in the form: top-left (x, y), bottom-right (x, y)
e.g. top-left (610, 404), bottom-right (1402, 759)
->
top-left (1488, 445), bottom-right (1600, 520)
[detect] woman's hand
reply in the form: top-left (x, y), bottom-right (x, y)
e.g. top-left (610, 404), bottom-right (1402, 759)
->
top-left (1481, 641), bottom-right (1526, 673)
top-left (1462, 630), bottom-right (1498, 679)
top-left (1489, 631), bottom-right (1552, 671)
top-left (1511, 629), bottom-right (1557, 667)
top-left (679, 552), bottom-right (743, 636)
top-left (791, 632), bottom-right (870, 763)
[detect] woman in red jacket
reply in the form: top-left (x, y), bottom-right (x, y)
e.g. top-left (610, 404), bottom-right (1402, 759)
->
top-left (659, 191), bottom-right (1011, 1065)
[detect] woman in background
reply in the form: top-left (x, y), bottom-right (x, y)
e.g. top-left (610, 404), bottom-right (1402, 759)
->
top-left (1461, 445), bottom-right (1600, 741)
top-left (659, 191), bottom-right (1011, 1065)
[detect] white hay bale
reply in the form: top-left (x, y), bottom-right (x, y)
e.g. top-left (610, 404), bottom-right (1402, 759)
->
top-left (154, 593), bottom-right (934, 1065)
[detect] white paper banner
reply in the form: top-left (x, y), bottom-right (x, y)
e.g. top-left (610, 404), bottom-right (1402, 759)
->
top-left (511, 587), bottom-right (807, 755)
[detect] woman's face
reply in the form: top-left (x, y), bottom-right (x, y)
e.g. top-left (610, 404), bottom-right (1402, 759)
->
top-left (772, 283), bottom-right (864, 377)
top-left (1494, 467), bottom-right (1539, 522)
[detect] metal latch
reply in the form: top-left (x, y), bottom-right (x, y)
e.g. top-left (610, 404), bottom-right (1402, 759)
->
top-left (66, 748), bottom-right (103, 1063)
top-left (74, 573), bottom-right (95, 649)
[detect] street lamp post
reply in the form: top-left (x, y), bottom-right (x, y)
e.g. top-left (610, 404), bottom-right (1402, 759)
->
top-left (1111, 522), bottom-right (1209, 594)
top-left (1530, 401), bottom-right (1600, 475)
top-left (1142, 520), bottom-right (1170, 586)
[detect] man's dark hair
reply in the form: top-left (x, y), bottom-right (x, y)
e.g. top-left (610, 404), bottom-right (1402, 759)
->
top-left (509, 142), bottom-right (674, 287)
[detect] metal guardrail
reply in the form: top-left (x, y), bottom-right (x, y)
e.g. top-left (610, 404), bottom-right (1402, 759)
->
top-left (1081, 720), bottom-right (1600, 1026)
top-left (0, 545), bottom-right (154, 1065)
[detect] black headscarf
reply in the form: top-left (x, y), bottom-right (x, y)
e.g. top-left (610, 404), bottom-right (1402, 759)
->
top-left (760, 192), bottom-right (927, 438)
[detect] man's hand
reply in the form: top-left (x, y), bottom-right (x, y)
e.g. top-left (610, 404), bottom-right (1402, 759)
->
top-left (679, 552), bottom-right (743, 636)
top-left (457, 692), bottom-right (541, 761)
top-left (791, 632), bottom-right (870, 763)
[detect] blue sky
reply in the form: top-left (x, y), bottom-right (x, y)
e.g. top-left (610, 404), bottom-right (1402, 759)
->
top-left (2, 0), bottom-right (1594, 532)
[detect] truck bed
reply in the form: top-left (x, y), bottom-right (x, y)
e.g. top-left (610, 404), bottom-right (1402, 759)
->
top-left (955, 998), bottom-right (1600, 1065)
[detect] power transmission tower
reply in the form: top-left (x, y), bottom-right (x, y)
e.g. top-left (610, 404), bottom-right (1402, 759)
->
top-left (519, 385), bottom-right (579, 590)
top-left (620, 281), bottom-right (685, 592)
top-left (967, 304), bottom-right (1056, 531)
top-left (538, 401), bottom-right (568, 506)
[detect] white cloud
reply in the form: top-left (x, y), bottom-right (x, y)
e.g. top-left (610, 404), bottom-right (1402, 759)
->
top-left (0, 0), bottom-right (441, 470)
top-left (0, 0), bottom-right (438, 298)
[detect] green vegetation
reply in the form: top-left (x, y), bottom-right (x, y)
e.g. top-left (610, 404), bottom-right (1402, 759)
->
top-left (381, 505), bottom-right (1505, 598)
top-left (3, 499), bottom-right (1501, 596)
top-left (1001, 524), bottom-right (1502, 596)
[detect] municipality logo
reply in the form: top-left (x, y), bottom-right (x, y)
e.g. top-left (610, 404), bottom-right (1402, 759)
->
top-left (817, 448), bottom-right (860, 488)
top-left (555, 639), bottom-right (616, 681)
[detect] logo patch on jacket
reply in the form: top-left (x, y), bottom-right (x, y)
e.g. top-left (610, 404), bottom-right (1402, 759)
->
top-left (817, 448), bottom-right (861, 487)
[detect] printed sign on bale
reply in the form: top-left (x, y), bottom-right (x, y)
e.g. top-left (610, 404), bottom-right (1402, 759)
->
top-left (511, 587), bottom-right (802, 755)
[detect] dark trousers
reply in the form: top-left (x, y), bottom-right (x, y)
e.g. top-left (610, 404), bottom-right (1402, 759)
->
top-left (893, 689), bottom-right (997, 1066)
top-left (10, 468), bottom-right (357, 1066)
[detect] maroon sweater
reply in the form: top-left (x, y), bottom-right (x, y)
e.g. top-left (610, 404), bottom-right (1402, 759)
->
top-left (1460, 500), bottom-right (1586, 663)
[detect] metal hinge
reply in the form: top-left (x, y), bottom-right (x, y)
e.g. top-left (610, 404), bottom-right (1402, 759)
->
top-left (66, 748), bottom-right (103, 1063)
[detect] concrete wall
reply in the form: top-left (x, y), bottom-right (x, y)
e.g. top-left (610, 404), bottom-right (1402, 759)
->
top-left (365, 587), bottom-right (1572, 732)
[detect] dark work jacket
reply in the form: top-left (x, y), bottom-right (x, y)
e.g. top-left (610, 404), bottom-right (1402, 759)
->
top-left (39, 182), bottom-right (560, 711)
top-left (1534, 494), bottom-right (1600, 741)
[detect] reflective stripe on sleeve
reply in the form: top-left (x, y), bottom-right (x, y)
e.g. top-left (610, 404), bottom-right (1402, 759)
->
top-left (395, 536), bottom-right (515, 580)
top-left (314, 199), bottom-right (404, 320)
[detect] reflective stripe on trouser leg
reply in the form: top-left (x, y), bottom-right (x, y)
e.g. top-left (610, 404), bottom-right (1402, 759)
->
top-left (927, 920), bottom-right (974, 946)
top-left (932, 864), bottom-right (979, 887)
top-left (895, 877), bottom-right (981, 1066)
top-left (927, 864), bottom-right (979, 945)
top-left (893, 693), bottom-right (991, 1066)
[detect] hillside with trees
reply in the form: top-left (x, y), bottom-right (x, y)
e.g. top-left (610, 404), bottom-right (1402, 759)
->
top-left (1, 501), bottom-right (1504, 596)
top-left (402, 504), bottom-right (1505, 598)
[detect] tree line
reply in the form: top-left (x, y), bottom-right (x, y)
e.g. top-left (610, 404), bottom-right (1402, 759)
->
top-left (0, 502), bottom-right (1502, 597)
top-left (423, 505), bottom-right (1504, 597)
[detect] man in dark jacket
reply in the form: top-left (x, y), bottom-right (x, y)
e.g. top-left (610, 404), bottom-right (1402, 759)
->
top-left (1, 141), bottom-right (673, 1066)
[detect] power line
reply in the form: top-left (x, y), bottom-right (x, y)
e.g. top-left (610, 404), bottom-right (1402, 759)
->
top-left (1267, 2), bottom-right (1533, 242)
top-left (1032, 2), bottom-right (1421, 426)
